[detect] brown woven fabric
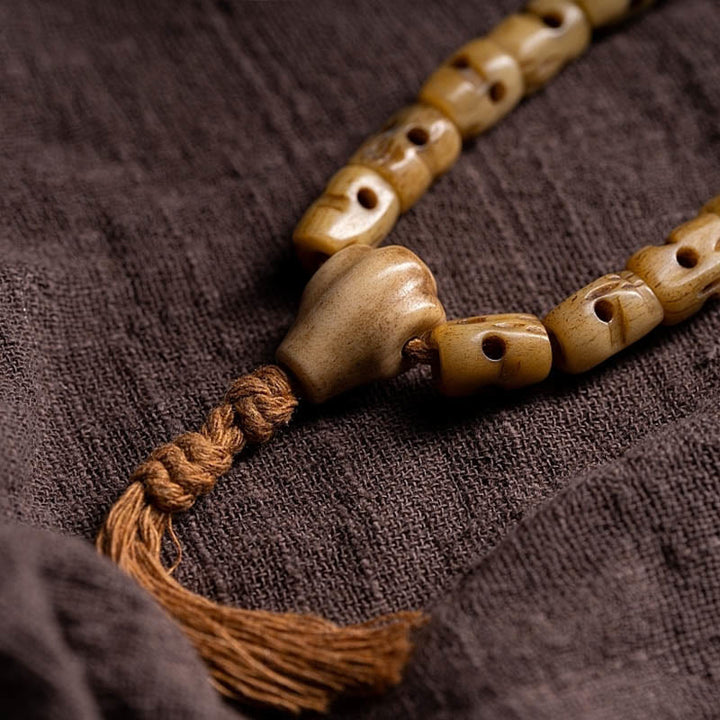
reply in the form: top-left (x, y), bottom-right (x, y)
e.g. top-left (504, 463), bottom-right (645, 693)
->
top-left (1, 0), bottom-right (720, 718)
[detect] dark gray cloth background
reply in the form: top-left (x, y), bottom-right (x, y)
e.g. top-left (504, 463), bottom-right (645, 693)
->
top-left (1, 0), bottom-right (719, 718)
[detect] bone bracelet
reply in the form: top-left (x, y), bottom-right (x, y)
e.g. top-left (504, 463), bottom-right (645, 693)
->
top-left (97, 1), bottom-right (720, 715)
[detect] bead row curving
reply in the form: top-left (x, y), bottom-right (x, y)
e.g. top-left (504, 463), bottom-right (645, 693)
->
top-left (279, 197), bottom-right (720, 401)
top-left (293, 0), bottom-right (656, 270)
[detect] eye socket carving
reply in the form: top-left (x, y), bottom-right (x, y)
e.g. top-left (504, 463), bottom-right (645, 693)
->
top-left (482, 334), bottom-right (506, 361)
top-left (489, 82), bottom-right (506, 103)
top-left (594, 299), bottom-right (614, 323)
top-left (541, 12), bottom-right (563, 28)
top-left (406, 127), bottom-right (429, 146)
top-left (451, 55), bottom-right (470, 70)
top-left (675, 246), bottom-right (699, 269)
top-left (356, 187), bottom-right (378, 209)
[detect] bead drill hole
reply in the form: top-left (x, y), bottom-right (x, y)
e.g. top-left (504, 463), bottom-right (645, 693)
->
top-left (357, 187), bottom-right (378, 209)
top-left (594, 299), bottom-right (614, 323)
top-left (676, 246), bottom-right (699, 268)
top-left (451, 55), bottom-right (470, 70)
top-left (407, 126), bottom-right (429, 146)
top-left (542, 13), bottom-right (563, 28)
top-left (489, 82), bottom-right (506, 103)
top-left (482, 334), bottom-right (506, 361)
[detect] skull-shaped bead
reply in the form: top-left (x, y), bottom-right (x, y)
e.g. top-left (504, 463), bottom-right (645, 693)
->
top-left (293, 165), bottom-right (400, 271)
top-left (543, 270), bottom-right (664, 374)
top-left (419, 38), bottom-right (524, 139)
top-left (276, 245), bottom-right (445, 403)
top-left (626, 212), bottom-right (720, 325)
top-left (350, 103), bottom-right (461, 212)
top-left (489, 0), bottom-right (591, 93)
top-left (426, 314), bottom-right (553, 396)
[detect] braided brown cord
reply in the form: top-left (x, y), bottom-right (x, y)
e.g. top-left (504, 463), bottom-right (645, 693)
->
top-left (96, 365), bottom-right (424, 714)
top-left (134, 366), bottom-right (296, 514)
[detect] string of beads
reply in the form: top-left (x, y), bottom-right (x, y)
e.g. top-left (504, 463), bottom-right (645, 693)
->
top-left (97, 1), bottom-right (720, 715)
top-left (279, 198), bottom-right (720, 402)
top-left (293, 0), bottom-right (657, 271)
top-left (280, 0), bottom-right (719, 403)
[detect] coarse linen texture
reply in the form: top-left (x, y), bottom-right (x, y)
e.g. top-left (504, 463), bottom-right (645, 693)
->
top-left (1, 0), bottom-right (719, 718)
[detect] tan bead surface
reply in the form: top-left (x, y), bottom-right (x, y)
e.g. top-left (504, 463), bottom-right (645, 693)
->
top-left (543, 271), bottom-right (663, 374)
top-left (350, 103), bottom-right (462, 212)
top-left (489, 0), bottom-right (591, 93)
top-left (574, 0), bottom-right (655, 27)
top-left (701, 194), bottom-right (720, 216)
top-left (626, 212), bottom-right (720, 325)
top-left (419, 38), bottom-right (524, 139)
top-left (277, 245), bottom-right (445, 403)
top-left (292, 165), bottom-right (400, 271)
top-left (427, 314), bottom-right (552, 396)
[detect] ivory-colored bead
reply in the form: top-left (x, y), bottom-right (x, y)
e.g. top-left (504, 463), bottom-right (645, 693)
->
top-left (419, 38), bottom-right (524, 139)
top-left (489, 0), bottom-right (591, 93)
top-left (350, 103), bottom-right (462, 212)
top-left (292, 165), bottom-right (400, 271)
top-left (426, 314), bottom-right (552, 396)
top-left (574, 0), bottom-right (655, 28)
top-left (626, 212), bottom-right (720, 325)
top-left (543, 270), bottom-right (663, 374)
top-left (277, 245), bottom-right (445, 403)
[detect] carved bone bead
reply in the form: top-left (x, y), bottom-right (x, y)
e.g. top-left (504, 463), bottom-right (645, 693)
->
top-left (543, 270), bottom-right (663, 374)
top-left (276, 245), bottom-right (445, 403)
top-left (419, 38), bottom-right (524, 139)
top-left (626, 212), bottom-right (720, 325)
top-left (488, 0), bottom-right (591, 93)
top-left (292, 165), bottom-right (400, 271)
top-left (350, 103), bottom-right (462, 212)
top-left (426, 314), bottom-right (552, 396)
top-left (701, 194), bottom-right (720, 216)
top-left (574, 0), bottom-right (655, 28)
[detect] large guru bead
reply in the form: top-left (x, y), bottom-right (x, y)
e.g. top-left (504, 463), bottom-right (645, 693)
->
top-left (276, 245), bottom-right (446, 403)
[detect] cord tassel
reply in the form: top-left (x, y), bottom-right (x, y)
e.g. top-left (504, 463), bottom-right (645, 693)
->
top-left (96, 365), bottom-right (425, 714)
